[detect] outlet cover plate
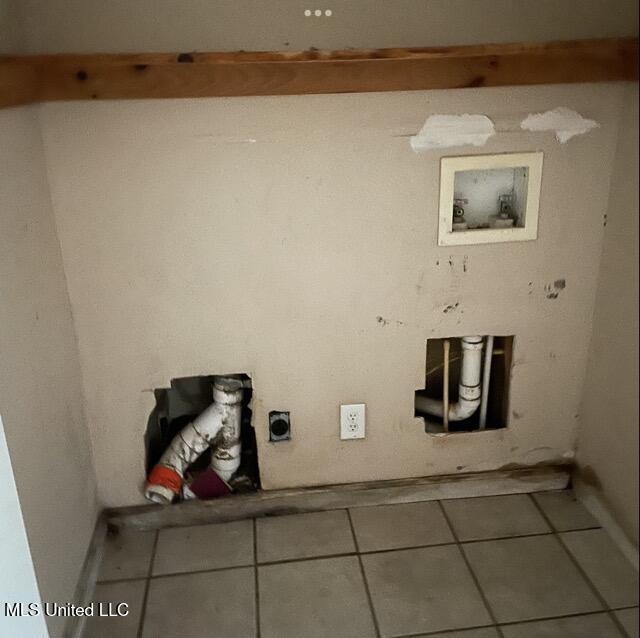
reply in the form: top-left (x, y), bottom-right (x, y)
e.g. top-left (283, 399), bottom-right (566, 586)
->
top-left (340, 404), bottom-right (365, 440)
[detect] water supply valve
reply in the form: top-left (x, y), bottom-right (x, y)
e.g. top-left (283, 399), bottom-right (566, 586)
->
top-left (452, 198), bottom-right (469, 231)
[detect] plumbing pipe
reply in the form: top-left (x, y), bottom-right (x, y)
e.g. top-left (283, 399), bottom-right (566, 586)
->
top-left (145, 376), bottom-right (243, 504)
top-left (209, 378), bottom-right (243, 483)
top-left (425, 349), bottom-right (504, 379)
top-left (442, 339), bottom-right (450, 433)
top-left (416, 336), bottom-right (484, 422)
top-left (479, 335), bottom-right (494, 429)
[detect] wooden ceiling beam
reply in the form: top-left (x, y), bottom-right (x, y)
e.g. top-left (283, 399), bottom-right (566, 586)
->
top-left (1, 38), bottom-right (637, 108)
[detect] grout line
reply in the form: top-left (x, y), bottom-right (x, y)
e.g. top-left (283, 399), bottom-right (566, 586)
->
top-left (346, 509), bottom-right (382, 638)
top-left (94, 575), bottom-right (151, 586)
top-left (344, 508), bottom-right (359, 553)
top-left (391, 623), bottom-right (497, 637)
top-left (391, 624), bottom-right (497, 638)
top-left (252, 517), bottom-right (258, 566)
top-left (253, 518), bottom-right (261, 638)
top-left (392, 608), bottom-right (631, 637)
top-left (150, 563), bottom-right (255, 580)
top-left (361, 541), bottom-right (455, 554)
top-left (254, 531), bottom-right (559, 567)
top-left (258, 551), bottom-right (358, 567)
top-left (525, 492), bottom-right (565, 534)
top-left (135, 531), bottom-right (578, 581)
top-left (528, 493), bottom-right (603, 534)
top-left (447, 531), bottom-right (555, 545)
top-left (436, 500), bottom-right (505, 638)
top-left (252, 534), bottom-right (549, 566)
top-left (527, 494), bottom-right (629, 636)
top-left (550, 525), bottom-right (602, 533)
top-left (123, 529), bottom-right (567, 577)
top-left (364, 531), bottom-right (556, 550)
top-left (136, 529), bottom-right (159, 638)
top-left (610, 611), bottom-right (635, 638)
top-left (498, 608), bottom-right (626, 627)
top-left (107, 494), bottom-right (630, 638)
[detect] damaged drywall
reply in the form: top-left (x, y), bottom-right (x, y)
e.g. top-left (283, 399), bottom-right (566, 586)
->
top-left (410, 107), bottom-right (599, 152)
top-left (40, 85), bottom-right (624, 506)
top-left (521, 107), bottom-right (599, 143)
top-left (410, 114), bottom-right (495, 152)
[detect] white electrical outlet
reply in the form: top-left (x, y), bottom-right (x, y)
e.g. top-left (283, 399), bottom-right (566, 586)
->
top-left (340, 404), bottom-right (365, 440)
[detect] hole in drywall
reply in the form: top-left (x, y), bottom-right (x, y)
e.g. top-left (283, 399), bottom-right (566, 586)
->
top-left (144, 374), bottom-right (260, 500)
top-left (415, 336), bottom-right (514, 434)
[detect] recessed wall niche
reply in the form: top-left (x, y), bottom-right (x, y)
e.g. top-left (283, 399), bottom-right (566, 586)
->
top-left (438, 152), bottom-right (543, 246)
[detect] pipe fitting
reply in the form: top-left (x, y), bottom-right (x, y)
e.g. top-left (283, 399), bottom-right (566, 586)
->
top-left (416, 335), bottom-right (484, 423)
top-left (145, 375), bottom-right (243, 504)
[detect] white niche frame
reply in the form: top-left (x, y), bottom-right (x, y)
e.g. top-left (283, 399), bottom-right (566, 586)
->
top-left (438, 151), bottom-right (543, 247)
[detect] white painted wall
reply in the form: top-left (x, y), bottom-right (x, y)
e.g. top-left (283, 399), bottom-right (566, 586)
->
top-left (577, 84), bottom-right (639, 546)
top-left (0, 416), bottom-right (49, 638)
top-left (14, 0), bottom-right (638, 53)
top-left (1, 0), bottom-right (637, 622)
top-left (0, 104), bottom-right (98, 637)
top-left (40, 83), bottom-right (624, 506)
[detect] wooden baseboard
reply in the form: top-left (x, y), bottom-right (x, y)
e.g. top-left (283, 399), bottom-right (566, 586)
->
top-left (63, 513), bottom-right (107, 638)
top-left (106, 465), bottom-right (570, 532)
top-left (573, 480), bottom-right (639, 571)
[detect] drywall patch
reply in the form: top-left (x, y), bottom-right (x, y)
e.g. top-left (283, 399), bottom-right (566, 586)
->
top-left (410, 114), bottom-right (495, 152)
top-left (521, 107), bottom-right (599, 143)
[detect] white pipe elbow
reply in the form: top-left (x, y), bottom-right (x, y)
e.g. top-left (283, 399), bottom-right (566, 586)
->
top-left (449, 397), bottom-right (481, 421)
top-left (416, 336), bottom-right (484, 424)
top-left (415, 395), bottom-right (480, 422)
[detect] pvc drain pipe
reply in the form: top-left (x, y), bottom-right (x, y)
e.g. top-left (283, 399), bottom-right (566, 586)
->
top-left (145, 376), bottom-right (243, 504)
top-left (416, 336), bottom-right (484, 422)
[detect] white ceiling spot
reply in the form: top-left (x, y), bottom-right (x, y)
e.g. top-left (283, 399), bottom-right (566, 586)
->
top-left (304, 9), bottom-right (311, 16)
top-left (325, 9), bottom-right (333, 16)
top-left (314, 9), bottom-right (322, 16)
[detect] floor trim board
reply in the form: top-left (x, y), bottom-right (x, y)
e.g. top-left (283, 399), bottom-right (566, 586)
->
top-left (106, 465), bottom-right (570, 532)
top-left (573, 480), bottom-right (639, 571)
top-left (63, 513), bottom-right (108, 638)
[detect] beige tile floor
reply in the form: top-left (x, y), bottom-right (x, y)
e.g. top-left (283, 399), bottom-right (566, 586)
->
top-left (84, 490), bottom-right (639, 638)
